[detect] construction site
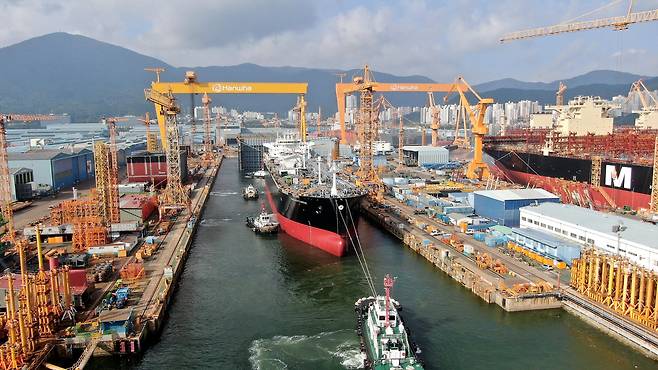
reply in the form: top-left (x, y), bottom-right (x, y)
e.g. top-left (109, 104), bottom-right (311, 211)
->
top-left (0, 1), bottom-right (657, 368)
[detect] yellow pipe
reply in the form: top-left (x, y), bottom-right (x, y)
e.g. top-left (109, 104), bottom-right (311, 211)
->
top-left (63, 267), bottom-right (72, 308)
top-left (599, 257), bottom-right (608, 294)
top-left (17, 309), bottom-right (27, 354)
top-left (6, 273), bottom-right (17, 345)
top-left (644, 275), bottom-right (654, 316)
top-left (614, 261), bottom-right (623, 302)
top-left (638, 272), bottom-right (646, 312)
top-left (17, 243), bottom-right (28, 287)
top-left (607, 261), bottom-right (615, 296)
top-left (621, 269), bottom-right (630, 312)
top-left (630, 268), bottom-right (638, 309)
top-left (36, 225), bottom-right (44, 271)
top-left (653, 276), bottom-right (658, 321)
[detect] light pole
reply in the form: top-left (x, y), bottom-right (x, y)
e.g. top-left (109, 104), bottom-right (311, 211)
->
top-left (612, 222), bottom-right (627, 256)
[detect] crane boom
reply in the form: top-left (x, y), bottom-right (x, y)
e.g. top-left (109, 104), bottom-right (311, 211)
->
top-left (501, 8), bottom-right (658, 42)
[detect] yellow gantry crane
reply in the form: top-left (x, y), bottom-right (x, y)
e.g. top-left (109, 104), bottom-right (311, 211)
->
top-left (500, 0), bottom-right (658, 42)
top-left (146, 70), bottom-right (308, 150)
top-left (444, 77), bottom-right (494, 180)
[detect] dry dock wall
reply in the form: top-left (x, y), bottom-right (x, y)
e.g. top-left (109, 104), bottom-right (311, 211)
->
top-left (361, 201), bottom-right (561, 312)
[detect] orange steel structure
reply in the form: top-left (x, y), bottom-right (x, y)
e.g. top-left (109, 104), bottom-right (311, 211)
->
top-left (0, 114), bottom-right (56, 246)
top-left (51, 192), bottom-right (107, 250)
top-left (138, 112), bottom-right (159, 153)
top-left (101, 117), bottom-right (125, 224)
top-left (144, 88), bottom-right (188, 211)
top-left (571, 249), bottom-right (658, 331)
top-left (335, 67), bottom-right (464, 143)
top-left (485, 128), bottom-right (658, 166)
top-left (0, 231), bottom-right (72, 368)
top-left (427, 92), bottom-right (441, 147)
top-left (93, 141), bottom-right (111, 224)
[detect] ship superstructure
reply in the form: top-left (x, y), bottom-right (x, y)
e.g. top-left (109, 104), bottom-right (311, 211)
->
top-left (262, 132), bottom-right (367, 256)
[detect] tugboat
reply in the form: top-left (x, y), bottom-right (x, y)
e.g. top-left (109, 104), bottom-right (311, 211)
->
top-left (246, 207), bottom-right (279, 234)
top-left (355, 275), bottom-right (424, 370)
top-left (242, 185), bottom-right (259, 200)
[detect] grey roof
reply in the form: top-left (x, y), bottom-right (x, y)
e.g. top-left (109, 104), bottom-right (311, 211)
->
top-left (512, 227), bottom-right (582, 249)
top-left (520, 203), bottom-right (658, 249)
top-left (8, 148), bottom-right (92, 161)
top-left (402, 145), bottom-right (449, 152)
top-left (10, 167), bottom-right (32, 175)
top-left (475, 188), bottom-right (558, 202)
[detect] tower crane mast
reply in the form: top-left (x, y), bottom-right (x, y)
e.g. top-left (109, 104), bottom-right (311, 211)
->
top-left (427, 92), bottom-right (441, 147)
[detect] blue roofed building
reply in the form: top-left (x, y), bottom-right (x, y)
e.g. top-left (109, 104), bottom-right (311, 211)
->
top-left (473, 188), bottom-right (560, 227)
top-left (8, 149), bottom-right (94, 191)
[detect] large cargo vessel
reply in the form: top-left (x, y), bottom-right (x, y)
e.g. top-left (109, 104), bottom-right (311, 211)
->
top-left (262, 133), bottom-right (366, 256)
top-left (484, 129), bottom-right (655, 211)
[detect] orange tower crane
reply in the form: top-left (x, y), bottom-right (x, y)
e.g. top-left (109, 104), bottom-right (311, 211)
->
top-left (201, 93), bottom-right (214, 163)
top-left (138, 112), bottom-right (158, 152)
top-left (0, 114), bottom-right (55, 245)
top-left (445, 77), bottom-right (494, 180)
top-left (556, 82), bottom-right (567, 106)
top-left (144, 88), bottom-right (189, 212)
top-left (427, 92), bottom-right (441, 147)
top-left (500, 0), bottom-right (658, 42)
top-left (101, 117), bottom-right (126, 224)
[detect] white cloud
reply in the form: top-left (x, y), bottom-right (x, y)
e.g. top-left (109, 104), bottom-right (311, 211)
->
top-left (0, 0), bottom-right (657, 83)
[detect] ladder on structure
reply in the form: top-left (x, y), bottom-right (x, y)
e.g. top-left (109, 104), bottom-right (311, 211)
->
top-left (591, 156), bottom-right (617, 209)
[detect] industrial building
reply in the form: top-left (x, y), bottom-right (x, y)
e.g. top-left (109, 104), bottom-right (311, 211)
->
top-left (402, 146), bottom-right (449, 166)
top-left (520, 203), bottom-right (658, 271)
top-left (473, 189), bottom-right (560, 227)
top-left (509, 227), bottom-right (582, 266)
top-left (126, 151), bottom-right (187, 185)
top-left (8, 149), bottom-right (94, 191)
top-left (119, 194), bottom-right (157, 223)
top-left (10, 167), bottom-right (34, 201)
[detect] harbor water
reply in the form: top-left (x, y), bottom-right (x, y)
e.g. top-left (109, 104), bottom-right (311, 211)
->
top-left (95, 158), bottom-right (655, 369)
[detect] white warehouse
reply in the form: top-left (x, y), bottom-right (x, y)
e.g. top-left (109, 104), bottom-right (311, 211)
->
top-left (519, 203), bottom-right (658, 271)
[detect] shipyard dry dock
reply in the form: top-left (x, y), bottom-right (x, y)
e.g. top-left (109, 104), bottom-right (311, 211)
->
top-left (362, 196), bottom-right (658, 360)
top-left (49, 156), bottom-right (223, 368)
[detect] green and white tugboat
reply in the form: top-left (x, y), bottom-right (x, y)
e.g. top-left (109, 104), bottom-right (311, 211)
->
top-left (355, 274), bottom-right (424, 370)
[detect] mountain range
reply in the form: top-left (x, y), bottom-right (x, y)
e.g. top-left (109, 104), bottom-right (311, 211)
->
top-left (0, 32), bottom-right (656, 122)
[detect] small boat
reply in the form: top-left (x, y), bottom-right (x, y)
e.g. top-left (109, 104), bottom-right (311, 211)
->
top-left (242, 185), bottom-right (259, 200)
top-left (253, 169), bottom-right (268, 178)
top-left (246, 209), bottom-right (279, 234)
top-left (355, 274), bottom-right (424, 370)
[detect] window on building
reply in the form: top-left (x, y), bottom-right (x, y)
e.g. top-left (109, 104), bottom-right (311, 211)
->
top-left (548, 225), bottom-right (554, 230)
top-left (562, 230), bottom-right (567, 235)
top-left (555, 228), bottom-right (561, 233)
top-left (628, 252), bottom-right (637, 257)
top-left (570, 233), bottom-right (577, 238)
top-left (534, 220), bottom-right (539, 225)
top-left (540, 223), bottom-right (546, 228)
top-left (619, 249), bottom-right (626, 253)
top-left (587, 238), bottom-right (594, 244)
top-left (606, 245), bottom-right (615, 250)
top-left (579, 236), bottom-right (586, 241)
top-left (521, 217), bottom-right (527, 222)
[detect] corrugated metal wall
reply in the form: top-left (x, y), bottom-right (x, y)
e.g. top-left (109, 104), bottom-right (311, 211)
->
top-left (473, 194), bottom-right (506, 225)
top-left (418, 148), bottom-right (449, 165)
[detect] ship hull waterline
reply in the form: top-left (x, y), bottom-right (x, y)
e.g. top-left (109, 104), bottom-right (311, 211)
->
top-left (263, 178), bottom-right (363, 257)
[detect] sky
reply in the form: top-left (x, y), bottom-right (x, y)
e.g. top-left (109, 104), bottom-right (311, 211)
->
top-left (1, 0), bottom-right (657, 83)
